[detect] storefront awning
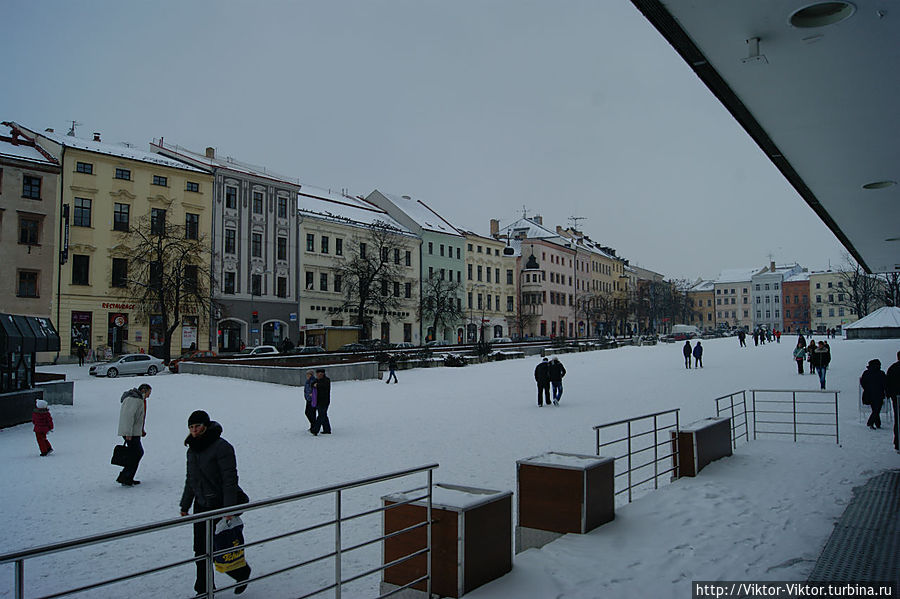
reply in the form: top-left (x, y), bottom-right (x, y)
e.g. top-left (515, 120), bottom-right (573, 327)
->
top-left (0, 313), bottom-right (60, 354)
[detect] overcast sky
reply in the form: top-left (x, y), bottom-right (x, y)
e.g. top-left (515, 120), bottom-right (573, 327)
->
top-left (2, 0), bottom-right (851, 280)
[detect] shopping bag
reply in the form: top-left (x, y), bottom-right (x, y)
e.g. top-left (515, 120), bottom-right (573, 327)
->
top-left (214, 517), bottom-right (248, 573)
top-left (110, 444), bottom-right (129, 467)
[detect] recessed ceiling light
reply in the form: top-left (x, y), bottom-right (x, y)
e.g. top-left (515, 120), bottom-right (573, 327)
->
top-left (789, 2), bottom-right (856, 28)
top-left (885, 237), bottom-right (900, 242)
top-left (862, 180), bottom-right (897, 190)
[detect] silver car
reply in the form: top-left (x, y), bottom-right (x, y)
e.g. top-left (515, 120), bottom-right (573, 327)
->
top-left (90, 353), bottom-right (165, 378)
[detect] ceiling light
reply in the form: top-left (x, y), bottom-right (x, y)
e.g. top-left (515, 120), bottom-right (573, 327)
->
top-left (862, 180), bottom-right (897, 190)
top-left (789, 2), bottom-right (856, 28)
top-left (885, 237), bottom-right (900, 242)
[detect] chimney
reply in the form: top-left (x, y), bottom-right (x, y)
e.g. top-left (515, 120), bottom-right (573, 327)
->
top-left (490, 219), bottom-right (499, 238)
top-left (533, 215), bottom-right (542, 225)
top-left (205, 147), bottom-right (215, 159)
top-left (770, 261), bottom-right (776, 272)
top-left (556, 225), bottom-right (565, 235)
top-left (92, 132), bottom-right (101, 142)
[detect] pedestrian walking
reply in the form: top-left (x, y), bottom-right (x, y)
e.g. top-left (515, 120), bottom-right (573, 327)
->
top-left (303, 371), bottom-right (317, 431)
top-left (32, 399), bottom-right (54, 456)
top-left (386, 355), bottom-right (398, 384)
top-left (76, 342), bottom-right (86, 367)
top-left (548, 357), bottom-right (566, 405)
top-left (807, 341), bottom-right (816, 374)
top-left (860, 359), bottom-right (887, 430)
top-left (886, 351), bottom-right (900, 452)
top-left (812, 341), bottom-right (831, 389)
top-left (793, 340), bottom-right (807, 375)
top-left (116, 384), bottom-right (151, 486)
top-left (683, 341), bottom-right (692, 369)
top-left (179, 410), bottom-right (252, 595)
top-left (753, 330), bottom-right (759, 346)
top-left (775, 330), bottom-right (782, 343)
top-left (692, 341), bottom-right (703, 368)
top-left (738, 330), bottom-right (746, 347)
top-left (310, 368), bottom-right (332, 435)
top-left (534, 358), bottom-right (551, 406)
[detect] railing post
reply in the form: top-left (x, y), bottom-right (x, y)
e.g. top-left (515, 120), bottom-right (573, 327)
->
top-left (675, 410), bottom-right (680, 478)
top-left (427, 468), bottom-right (433, 599)
top-left (15, 558), bottom-right (24, 599)
top-left (626, 421), bottom-right (632, 503)
top-left (792, 392), bottom-right (797, 442)
top-left (335, 489), bottom-right (342, 599)
top-left (653, 414), bottom-right (659, 489)
top-left (752, 391), bottom-right (757, 440)
top-left (834, 391), bottom-right (840, 445)
top-left (595, 427), bottom-right (600, 456)
top-left (742, 391), bottom-right (747, 443)
top-left (205, 518), bottom-right (215, 599)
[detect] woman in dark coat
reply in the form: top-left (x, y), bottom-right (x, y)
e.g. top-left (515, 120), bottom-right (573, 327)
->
top-left (180, 410), bottom-right (251, 595)
top-left (860, 359), bottom-right (887, 430)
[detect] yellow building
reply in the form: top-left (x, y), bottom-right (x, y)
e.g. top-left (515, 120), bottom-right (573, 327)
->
top-left (18, 125), bottom-right (214, 361)
top-left (809, 270), bottom-right (861, 332)
top-left (462, 231), bottom-right (517, 341)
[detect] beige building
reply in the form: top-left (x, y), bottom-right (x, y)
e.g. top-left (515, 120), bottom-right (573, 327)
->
top-left (1, 124), bottom-right (61, 363)
top-left (809, 270), bottom-right (860, 332)
top-left (462, 231), bottom-right (517, 341)
top-left (17, 124), bottom-right (214, 361)
top-left (713, 267), bottom-right (763, 330)
top-left (687, 279), bottom-right (716, 330)
top-left (298, 188), bottom-right (421, 344)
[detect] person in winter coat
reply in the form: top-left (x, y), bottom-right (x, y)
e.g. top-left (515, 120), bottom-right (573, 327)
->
top-left (811, 341), bottom-right (832, 389)
top-left (116, 384), bottom-right (151, 486)
top-left (534, 358), bottom-right (551, 406)
top-left (692, 341), bottom-right (703, 368)
top-left (76, 342), bottom-right (87, 366)
top-left (179, 410), bottom-right (251, 595)
top-left (683, 341), bottom-right (692, 369)
top-left (738, 330), bottom-right (746, 347)
top-left (753, 330), bottom-right (759, 346)
top-left (793, 340), bottom-right (807, 375)
top-left (548, 357), bottom-right (566, 405)
top-left (310, 369), bottom-right (332, 435)
top-left (303, 371), bottom-right (317, 431)
top-left (860, 359), bottom-right (887, 430)
top-left (807, 340), bottom-right (817, 374)
top-left (886, 351), bottom-right (900, 451)
top-left (32, 399), bottom-right (54, 456)
top-left (386, 355), bottom-right (398, 384)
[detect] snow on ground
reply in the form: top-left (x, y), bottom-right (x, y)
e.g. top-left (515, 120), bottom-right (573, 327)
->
top-left (1, 336), bottom-right (897, 598)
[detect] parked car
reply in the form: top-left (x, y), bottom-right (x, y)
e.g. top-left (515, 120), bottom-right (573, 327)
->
top-left (168, 350), bottom-right (217, 373)
top-left (425, 339), bottom-right (452, 348)
top-left (285, 345), bottom-right (326, 355)
top-left (391, 342), bottom-right (416, 349)
top-left (337, 343), bottom-right (369, 352)
top-left (360, 339), bottom-right (391, 350)
top-left (492, 337), bottom-right (513, 344)
top-left (235, 345), bottom-right (278, 356)
top-left (90, 354), bottom-right (165, 378)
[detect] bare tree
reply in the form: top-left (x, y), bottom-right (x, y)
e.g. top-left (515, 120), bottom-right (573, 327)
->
top-left (113, 213), bottom-right (218, 362)
top-left (418, 274), bottom-right (464, 342)
top-left (877, 272), bottom-right (900, 307)
top-left (834, 254), bottom-right (884, 318)
top-left (333, 220), bottom-right (411, 340)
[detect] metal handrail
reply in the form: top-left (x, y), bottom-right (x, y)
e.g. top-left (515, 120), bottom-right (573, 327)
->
top-left (2, 463), bottom-right (438, 599)
top-left (714, 390), bottom-right (748, 448)
top-left (750, 389), bottom-right (839, 444)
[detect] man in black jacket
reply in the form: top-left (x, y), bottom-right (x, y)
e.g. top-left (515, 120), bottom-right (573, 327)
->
top-left (534, 358), bottom-right (551, 407)
top-left (886, 351), bottom-right (900, 451)
top-left (180, 410), bottom-right (251, 595)
top-left (311, 368), bottom-right (332, 435)
top-left (548, 358), bottom-right (566, 405)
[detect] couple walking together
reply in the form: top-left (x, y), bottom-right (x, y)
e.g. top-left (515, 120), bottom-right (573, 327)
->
top-left (535, 357), bottom-right (566, 407)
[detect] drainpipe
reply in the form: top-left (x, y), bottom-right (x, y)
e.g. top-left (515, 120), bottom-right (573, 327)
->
top-left (54, 145), bottom-right (66, 364)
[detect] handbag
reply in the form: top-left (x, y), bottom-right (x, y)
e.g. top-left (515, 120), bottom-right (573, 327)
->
top-left (214, 517), bottom-right (248, 573)
top-left (111, 443), bottom-right (129, 467)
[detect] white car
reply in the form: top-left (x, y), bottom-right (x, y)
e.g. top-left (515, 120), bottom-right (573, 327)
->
top-left (492, 337), bottom-right (513, 343)
top-left (235, 345), bottom-right (278, 356)
top-left (90, 354), bottom-right (165, 378)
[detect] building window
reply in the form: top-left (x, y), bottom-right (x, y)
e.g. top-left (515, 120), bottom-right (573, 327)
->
top-left (394, 281), bottom-right (400, 297)
top-left (183, 265), bottom-right (198, 292)
top-left (440, 244), bottom-right (445, 257)
top-left (72, 255), bottom-right (89, 285)
top-left (251, 233), bottom-right (262, 257)
top-left (278, 197), bottom-right (288, 218)
top-left (394, 249), bottom-right (400, 264)
top-left (321, 236), bottom-right (329, 254)
top-left (185, 213), bottom-right (199, 240)
top-left (456, 248), bottom-right (460, 259)
top-left (477, 265), bottom-right (482, 281)
top-left (405, 250), bottom-right (411, 266)
top-left (251, 274), bottom-right (262, 296)
top-left (381, 280), bottom-right (388, 296)
top-left (428, 242), bottom-right (433, 255)
top-left (225, 186), bottom-right (237, 208)
top-left (225, 229), bottom-right (236, 254)
top-left (113, 203), bottom-right (130, 231)
top-left (19, 217), bottom-right (40, 245)
top-left (507, 269), bottom-right (513, 285)
top-left (335, 275), bottom-right (342, 293)
top-left (486, 268), bottom-right (492, 283)
top-left (277, 236), bottom-right (287, 260)
top-left (152, 175), bottom-right (167, 187)
top-left (405, 282), bottom-right (411, 298)
top-left (76, 162), bottom-right (93, 174)
top-left (507, 296), bottom-right (514, 312)
top-left (828, 308), bottom-right (835, 317)
top-left (320, 273), bottom-right (330, 291)
top-left (151, 208), bottom-right (166, 235)
top-left (305, 271), bottom-right (314, 290)
top-left (22, 175), bottom-right (41, 199)
top-left (336, 238), bottom-right (343, 256)
top-left (186, 181), bottom-right (199, 193)
top-left (306, 233), bottom-right (315, 252)
top-left (112, 258), bottom-right (128, 287)
top-left (115, 168), bottom-right (131, 180)
top-left (816, 309), bottom-right (822, 317)
top-left (73, 198), bottom-right (92, 227)
top-left (467, 264), bottom-right (473, 280)
top-left (224, 272), bottom-right (235, 294)
top-left (839, 307), bottom-right (845, 316)
top-left (359, 243), bottom-right (366, 258)
top-left (277, 277), bottom-right (287, 298)
top-left (17, 271), bottom-right (38, 297)
top-left (253, 191), bottom-right (263, 214)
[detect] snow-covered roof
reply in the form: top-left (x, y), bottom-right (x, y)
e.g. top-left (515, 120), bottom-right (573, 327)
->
top-left (784, 271), bottom-right (810, 283)
top-left (376, 192), bottom-right (463, 236)
top-left (844, 306), bottom-right (900, 329)
top-left (150, 140), bottom-right (299, 185)
top-left (299, 187), bottom-right (413, 236)
top-left (17, 125), bottom-right (206, 174)
top-left (715, 268), bottom-right (764, 284)
top-left (690, 280), bottom-right (715, 292)
top-left (0, 126), bottom-right (57, 166)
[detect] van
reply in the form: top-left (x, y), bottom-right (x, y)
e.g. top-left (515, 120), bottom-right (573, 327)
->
top-left (671, 325), bottom-right (701, 338)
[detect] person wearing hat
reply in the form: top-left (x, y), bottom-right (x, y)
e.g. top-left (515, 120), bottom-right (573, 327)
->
top-left (32, 399), bottom-right (54, 456)
top-left (860, 359), bottom-right (888, 430)
top-left (116, 384), bottom-right (151, 486)
top-left (534, 358), bottom-right (551, 407)
top-left (180, 410), bottom-right (251, 595)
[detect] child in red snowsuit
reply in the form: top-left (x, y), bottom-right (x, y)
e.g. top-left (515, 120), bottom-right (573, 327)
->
top-left (32, 399), bottom-right (54, 456)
